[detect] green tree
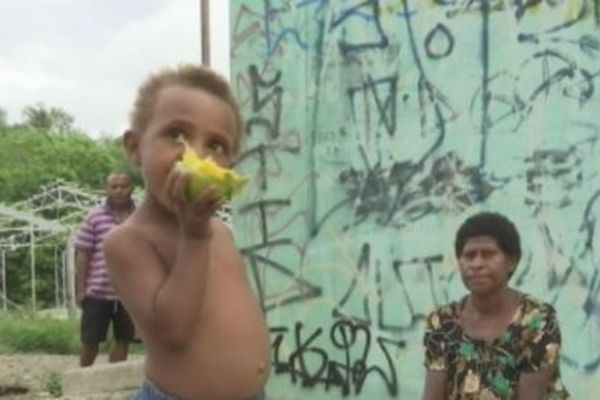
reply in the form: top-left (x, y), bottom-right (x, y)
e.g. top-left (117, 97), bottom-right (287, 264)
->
top-left (98, 135), bottom-right (143, 188)
top-left (0, 125), bottom-right (141, 308)
top-left (0, 107), bottom-right (7, 128)
top-left (0, 126), bottom-right (139, 203)
top-left (21, 103), bottom-right (75, 134)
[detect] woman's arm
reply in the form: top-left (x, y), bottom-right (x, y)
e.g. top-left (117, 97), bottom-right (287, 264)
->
top-left (517, 300), bottom-right (564, 400)
top-left (422, 309), bottom-right (450, 400)
top-left (516, 368), bottom-right (553, 400)
top-left (422, 370), bottom-right (447, 400)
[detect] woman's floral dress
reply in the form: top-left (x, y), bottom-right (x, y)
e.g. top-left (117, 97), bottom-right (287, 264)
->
top-left (423, 294), bottom-right (570, 399)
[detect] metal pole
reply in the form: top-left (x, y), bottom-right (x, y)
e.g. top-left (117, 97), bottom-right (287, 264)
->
top-left (66, 233), bottom-right (77, 316)
top-left (1, 250), bottom-right (6, 311)
top-left (54, 246), bottom-right (59, 309)
top-left (30, 229), bottom-right (36, 310)
top-left (62, 248), bottom-right (67, 309)
top-left (201, 0), bottom-right (211, 66)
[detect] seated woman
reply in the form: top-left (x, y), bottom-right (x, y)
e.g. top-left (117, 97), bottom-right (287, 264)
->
top-left (422, 212), bottom-right (570, 400)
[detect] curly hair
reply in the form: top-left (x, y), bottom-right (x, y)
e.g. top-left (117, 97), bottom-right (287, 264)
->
top-left (454, 212), bottom-right (521, 265)
top-left (129, 64), bottom-right (243, 153)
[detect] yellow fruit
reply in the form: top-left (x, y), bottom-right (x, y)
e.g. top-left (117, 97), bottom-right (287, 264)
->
top-left (174, 142), bottom-right (248, 200)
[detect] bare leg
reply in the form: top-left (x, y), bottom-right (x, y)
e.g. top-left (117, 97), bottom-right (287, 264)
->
top-left (109, 340), bottom-right (129, 363)
top-left (80, 342), bottom-right (99, 367)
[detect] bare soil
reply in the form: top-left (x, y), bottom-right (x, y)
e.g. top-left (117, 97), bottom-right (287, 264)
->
top-left (0, 354), bottom-right (138, 400)
top-left (0, 354), bottom-right (76, 399)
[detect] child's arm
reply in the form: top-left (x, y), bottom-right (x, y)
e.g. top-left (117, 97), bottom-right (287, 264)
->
top-left (105, 171), bottom-right (224, 352)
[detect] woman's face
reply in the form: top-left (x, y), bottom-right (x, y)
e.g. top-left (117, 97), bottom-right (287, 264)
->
top-left (458, 235), bottom-right (515, 296)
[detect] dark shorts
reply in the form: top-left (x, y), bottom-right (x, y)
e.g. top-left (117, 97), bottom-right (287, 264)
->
top-left (81, 297), bottom-right (135, 344)
top-left (133, 380), bottom-right (265, 400)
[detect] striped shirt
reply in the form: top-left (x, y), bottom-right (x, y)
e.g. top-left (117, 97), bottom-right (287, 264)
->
top-left (75, 201), bottom-right (134, 300)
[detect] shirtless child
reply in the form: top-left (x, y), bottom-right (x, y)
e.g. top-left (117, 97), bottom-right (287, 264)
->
top-left (104, 65), bottom-right (271, 400)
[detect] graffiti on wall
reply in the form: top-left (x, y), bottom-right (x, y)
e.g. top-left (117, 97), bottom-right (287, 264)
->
top-left (231, 1), bottom-right (600, 398)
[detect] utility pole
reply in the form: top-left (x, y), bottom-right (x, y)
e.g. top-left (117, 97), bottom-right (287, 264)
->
top-left (200, 0), bottom-right (211, 66)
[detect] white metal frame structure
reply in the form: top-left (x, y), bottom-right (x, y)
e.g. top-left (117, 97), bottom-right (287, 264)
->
top-left (0, 180), bottom-right (102, 312)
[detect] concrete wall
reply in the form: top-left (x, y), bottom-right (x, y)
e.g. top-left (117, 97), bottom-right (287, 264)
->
top-left (230, 1), bottom-right (600, 398)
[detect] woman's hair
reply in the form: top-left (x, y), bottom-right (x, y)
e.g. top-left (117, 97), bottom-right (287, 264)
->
top-left (454, 212), bottom-right (521, 264)
top-left (129, 64), bottom-right (244, 153)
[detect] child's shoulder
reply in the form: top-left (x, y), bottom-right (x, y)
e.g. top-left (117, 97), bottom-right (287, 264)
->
top-left (104, 219), bottom-right (150, 253)
top-left (103, 221), bottom-right (159, 277)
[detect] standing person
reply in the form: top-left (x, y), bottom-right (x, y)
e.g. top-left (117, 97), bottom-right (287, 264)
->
top-left (104, 65), bottom-right (271, 400)
top-left (422, 212), bottom-right (570, 400)
top-left (75, 172), bottom-right (136, 367)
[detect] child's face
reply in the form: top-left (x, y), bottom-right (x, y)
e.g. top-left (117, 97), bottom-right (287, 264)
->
top-left (126, 84), bottom-right (238, 207)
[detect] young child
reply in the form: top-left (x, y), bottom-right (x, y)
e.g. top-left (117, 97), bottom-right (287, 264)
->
top-left (104, 65), bottom-right (271, 400)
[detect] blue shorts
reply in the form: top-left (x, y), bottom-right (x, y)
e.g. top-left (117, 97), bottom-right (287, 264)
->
top-left (133, 380), bottom-right (265, 400)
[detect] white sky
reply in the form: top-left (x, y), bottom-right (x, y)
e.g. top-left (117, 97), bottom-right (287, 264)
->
top-left (0, 0), bottom-right (230, 138)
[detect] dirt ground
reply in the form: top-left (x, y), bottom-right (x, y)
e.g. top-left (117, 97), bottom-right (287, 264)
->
top-left (0, 354), bottom-right (76, 399)
top-left (0, 354), bottom-right (136, 400)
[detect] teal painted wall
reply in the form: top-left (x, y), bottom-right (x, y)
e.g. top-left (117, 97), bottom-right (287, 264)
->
top-left (230, 1), bottom-right (600, 398)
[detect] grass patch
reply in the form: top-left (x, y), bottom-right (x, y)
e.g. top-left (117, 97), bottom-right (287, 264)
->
top-left (0, 311), bottom-right (79, 354)
top-left (43, 371), bottom-right (62, 397)
top-left (0, 311), bottom-right (146, 355)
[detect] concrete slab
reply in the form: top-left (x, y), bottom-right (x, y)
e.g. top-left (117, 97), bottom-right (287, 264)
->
top-left (61, 359), bottom-right (143, 397)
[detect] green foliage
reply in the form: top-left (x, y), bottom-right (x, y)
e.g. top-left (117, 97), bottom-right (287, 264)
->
top-left (0, 127), bottom-right (105, 202)
top-left (0, 311), bottom-right (146, 357)
top-left (21, 102), bottom-right (75, 134)
top-left (98, 135), bottom-right (143, 188)
top-left (0, 125), bottom-right (140, 204)
top-left (4, 246), bottom-right (63, 308)
top-left (0, 107), bottom-right (6, 128)
top-left (0, 312), bottom-right (80, 354)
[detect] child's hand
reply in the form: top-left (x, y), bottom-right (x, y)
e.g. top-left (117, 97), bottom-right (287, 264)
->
top-left (166, 168), bottom-right (224, 239)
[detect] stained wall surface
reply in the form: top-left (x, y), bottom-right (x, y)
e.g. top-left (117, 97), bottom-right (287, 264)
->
top-left (230, 1), bottom-right (600, 398)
